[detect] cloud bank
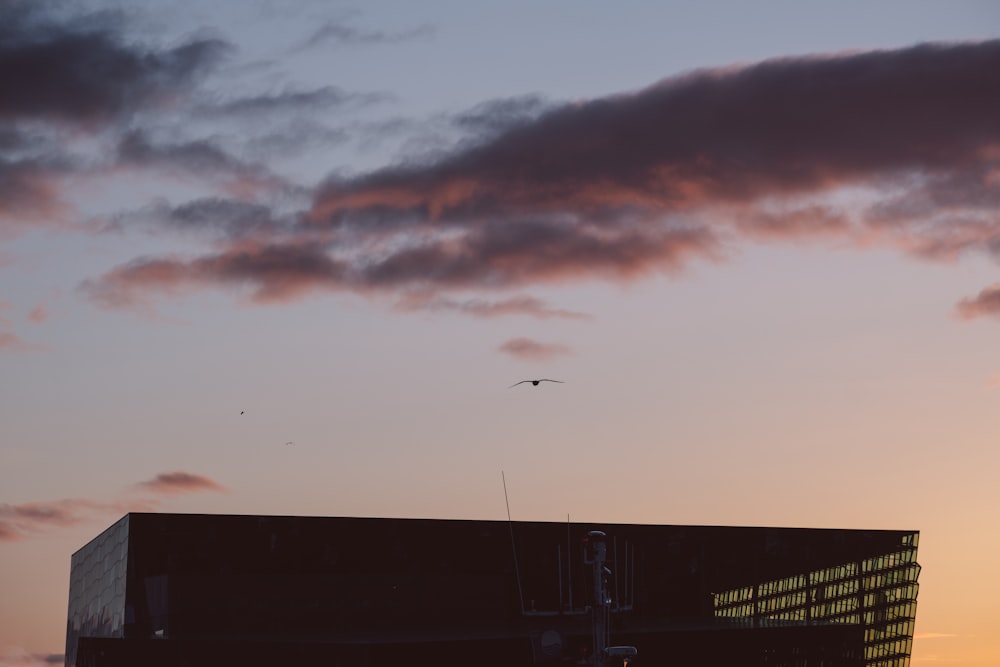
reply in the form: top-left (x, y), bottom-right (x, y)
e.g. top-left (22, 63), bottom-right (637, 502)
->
top-left (3, 5), bottom-right (997, 323)
top-left (77, 39), bottom-right (1000, 317)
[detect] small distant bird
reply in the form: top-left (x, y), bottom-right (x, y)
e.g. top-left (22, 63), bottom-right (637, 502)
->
top-left (509, 379), bottom-right (565, 388)
top-left (240, 411), bottom-right (245, 415)
top-left (285, 441), bottom-right (294, 446)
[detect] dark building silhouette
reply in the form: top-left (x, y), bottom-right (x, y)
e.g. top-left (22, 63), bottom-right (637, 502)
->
top-left (65, 513), bottom-right (919, 666)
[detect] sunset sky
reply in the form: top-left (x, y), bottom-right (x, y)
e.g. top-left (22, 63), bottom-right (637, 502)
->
top-left (2, 0), bottom-right (1000, 664)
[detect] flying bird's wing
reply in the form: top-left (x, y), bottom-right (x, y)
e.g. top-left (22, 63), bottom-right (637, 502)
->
top-left (508, 380), bottom-right (531, 388)
top-left (539, 379), bottom-right (564, 384)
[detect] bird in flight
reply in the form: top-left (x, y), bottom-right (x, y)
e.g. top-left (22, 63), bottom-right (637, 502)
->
top-left (240, 410), bottom-right (245, 415)
top-left (285, 441), bottom-right (294, 446)
top-left (509, 379), bottom-right (565, 388)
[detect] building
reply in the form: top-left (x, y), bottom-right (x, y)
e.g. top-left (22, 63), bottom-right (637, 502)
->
top-left (66, 513), bottom-right (919, 666)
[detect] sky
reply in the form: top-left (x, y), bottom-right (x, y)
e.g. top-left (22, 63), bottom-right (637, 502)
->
top-left (1, 0), bottom-right (999, 664)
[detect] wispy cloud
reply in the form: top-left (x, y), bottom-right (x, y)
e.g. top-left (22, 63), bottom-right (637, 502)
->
top-left (197, 86), bottom-right (388, 119)
top-left (0, 648), bottom-right (63, 667)
top-left (101, 197), bottom-right (299, 242)
top-left (499, 337), bottom-right (572, 361)
top-left (298, 21), bottom-right (434, 51)
top-left (26, 306), bottom-right (47, 324)
top-left (0, 498), bottom-right (150, 541)
top-left (0, 331), bottom-right (34, 352)
top-left (395, 293), bottom-right (591, 320)
top-left (0, 471), bottom-right (225, 541)
top-left (0, 301), bottom-right (41, 352)
top-left (115, 131), bottom-right (293, 199)
top-left (914, 632), bottom-right (959, 640)
top-left (79, 40), bottom-right (1000, 316)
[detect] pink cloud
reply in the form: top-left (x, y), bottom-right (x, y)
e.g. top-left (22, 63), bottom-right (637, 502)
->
top-left (0, 498), bottom-right (154, 542)
top-left (27, 306), bottom-right (48, 324)
top-left (499, 337), bottom-right (572, 361)
top-left (955, 284), bottom-right (1000, 319)
top-left (395, 292), bottom-right (591, 320)
top-left (0, 471), bottom-right (223, 541)
top-left (0, 163), bottom-right (71, 235)
top-left (134, 471), bottom-right (226, 495)
top-left (0, 331), bottom-right (29, 352)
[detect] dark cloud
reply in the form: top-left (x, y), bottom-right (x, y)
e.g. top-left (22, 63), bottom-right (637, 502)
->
top-left (313, 40), bottom-right (1000, 223)
top-left (0, 1), bottom-right (230, 126)
top-left (81, 41), bottom-right (1000, 317)
top-left (105, 197), bottom-right (297, 241)
top-left (135, 471), bottom-right (226, 495)
top-left (199, 86), bottom-right (389, 118)
top-left (452, 95), bottom-right (553, 137)
top-left (499, 337), bottom-right (572, 361)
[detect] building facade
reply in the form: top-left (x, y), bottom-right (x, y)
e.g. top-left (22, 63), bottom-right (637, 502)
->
top-left (66, 513), bottom-right (919, 666)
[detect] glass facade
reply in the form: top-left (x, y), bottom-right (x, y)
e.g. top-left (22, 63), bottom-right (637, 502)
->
top-left (715, 532), bottom-right (920, 667)
top-left (65, 515), bottom-right (130, 667)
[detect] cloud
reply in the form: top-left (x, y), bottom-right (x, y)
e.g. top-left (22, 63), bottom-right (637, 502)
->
top-left (134, 471), bottom-right (226, 495)
top-left (197, 86), bottom-right (389, 119)
top-left (80, 40), bottom-right (1000, 317)
top-left (913, 632), bottom-right (958, 640)
top-left (0, 156), bottom-right (72, 230)
top-left (0, 2), bottom-right (232, 233)
top-left (955, 284), bottom-right (1000, 319)
top-left (0, 301), bottom-right (43, 351)
top-left (298, 21), bottom-right (433, 51)
top-left (395, 292), bottom-right (591, 320)
top-left (115, 131), bottom-right (293, 198)
top-left (0, 331), bottom-right (31, 352)
top-left (0, 1), bottom-right (229, 126)
top-left (0, 498), bottom-right (150, 541)
top-left (499, 337), bottom-right (572, 361)
top-left (26, 306), bottom-right (47, 323)
top-left (0, 471), bottom-right (224, 541)
top-left (0, 648), bottom-right (64, 667)
top-left (103, 197), bottom-right (297, 242)
top-left (81, 242), bottom-right (348, 307)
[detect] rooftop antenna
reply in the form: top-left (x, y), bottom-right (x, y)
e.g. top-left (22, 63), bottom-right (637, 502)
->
top-left (502, 470), bottom-right (525, 614)
top-left (584, 530), bottom-right (637, 667)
